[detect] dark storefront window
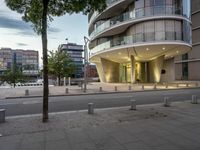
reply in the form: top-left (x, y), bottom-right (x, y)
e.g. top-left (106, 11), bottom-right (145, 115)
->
top-left (182, 62), bottom-right (188, 80)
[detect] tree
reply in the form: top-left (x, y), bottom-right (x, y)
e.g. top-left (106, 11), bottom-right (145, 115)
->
top-left (0, 68), bottom-right (24, 88)
top-left (5, 0), bottom-right (106, 122)
top-left (48, 50), bottom-right (75, 86)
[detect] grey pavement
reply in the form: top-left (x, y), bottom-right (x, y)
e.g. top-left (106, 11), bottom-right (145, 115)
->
top-left (0, 101), bottom-right (200, 150)
top-left (0, 81), bottom-right (199, 99)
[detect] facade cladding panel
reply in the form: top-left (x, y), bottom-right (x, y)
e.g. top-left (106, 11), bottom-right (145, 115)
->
top-left (175, 0), bottom-right (200, 80)
top-left (59, 43), bottom-right (84, 78)
top-left (89, 0), bottom-right (192, 83)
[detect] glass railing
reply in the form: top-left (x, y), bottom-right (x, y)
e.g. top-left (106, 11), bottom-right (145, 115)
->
top-left (90, 31), bottom-right (186, 56)
top-left (90, 5), bottom-right (185, 38)
top-left (88, 0), bottom-right (121, 24)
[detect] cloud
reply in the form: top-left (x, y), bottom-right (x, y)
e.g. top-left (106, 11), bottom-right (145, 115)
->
top-left (0, 15), bottom-right (35, 36)
top-left (48, 27), bottom-right (61, 33)
top-left (17, 43), bottom-right (28, 46)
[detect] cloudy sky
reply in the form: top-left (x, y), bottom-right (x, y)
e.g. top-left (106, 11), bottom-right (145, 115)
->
top-left (0, 1), bottom-right (88, 65)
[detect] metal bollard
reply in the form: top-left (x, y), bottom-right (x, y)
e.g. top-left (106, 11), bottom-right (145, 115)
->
top-left (163, 97), bottom-right (171, 107)
top-left (186, 83), bottom-right (189, 87)
top-left (195, 83), bottom-right (199, 87)
top-left (114, 86), bottom-right (117, 92)
top-left (65, 88), bottom-right (69, 94)
top-left (141, 85), bottom-right (144, 90)
top-left (191, 95), bottom-right (198, 104)
top-left (99, 87), bottom-right (102, 92)
top-left (130, 100), bottom-right (136, 110)
top-left (128, 86), bottom-right (132, 91)
top-left (154, 84), bottom-right (157, 90)
top-left (165, 84), bottom-right (168, 89)
top-left (0, 109), bottom-right (6, 123)
top-left (25, 89), bottom-right (29, 96)
top-left (176, 83), bottom-right (179, 88)
top-left (88, 103), bottom-right (94, 114)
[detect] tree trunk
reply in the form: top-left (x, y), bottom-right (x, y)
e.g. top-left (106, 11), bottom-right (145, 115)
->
top-left (42, 0), bottom-right (49, 122)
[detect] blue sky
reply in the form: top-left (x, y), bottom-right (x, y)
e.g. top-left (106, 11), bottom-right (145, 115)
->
top-left (0, 1), bottom-right (88, 64)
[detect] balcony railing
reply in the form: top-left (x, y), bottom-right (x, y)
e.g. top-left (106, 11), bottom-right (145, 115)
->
top-left (90, 5), bottom-right (184, 38)
top-left (90, 31), bottom-right (187, 56)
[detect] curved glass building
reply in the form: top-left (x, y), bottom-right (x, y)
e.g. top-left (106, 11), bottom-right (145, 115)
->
top-left (88, 0), bottom-right (191, 83)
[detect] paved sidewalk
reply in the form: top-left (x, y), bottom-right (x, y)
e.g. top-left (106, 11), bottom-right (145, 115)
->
top-left (1, 81), bottom-right (200, 99)
top-left (0, 101), bottom-right (200, 150)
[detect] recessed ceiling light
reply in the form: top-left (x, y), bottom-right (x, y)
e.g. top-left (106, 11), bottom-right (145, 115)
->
top-left (176, 51), bottom-right (179, 54)
top-left (162, 47), bottom-right (165, 50)
top-left (146, 48), bottom-right (149, 51)
top-left (118, 52), bottom-right (122, 55)
top-left (106, 55), bottom-right (109, 57)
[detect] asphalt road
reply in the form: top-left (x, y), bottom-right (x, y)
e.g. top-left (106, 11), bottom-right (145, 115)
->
top-left (0, 88), bottom-right (200, 116)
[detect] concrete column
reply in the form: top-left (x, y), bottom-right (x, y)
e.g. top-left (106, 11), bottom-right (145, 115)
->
top-left (148, 55), bottom-right (164, 83)
top-left (68, 77), bottom-right (71, 86)
top-left (130, 55), bottom-right (136, 83)
top-left (64, 77), bottom-right (66, 86)
top-left (95, 60), bottom-right (106, 83)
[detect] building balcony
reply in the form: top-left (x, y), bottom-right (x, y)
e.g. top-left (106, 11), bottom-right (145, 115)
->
top-left (89, 5), bottom-right (189, 40)
top-left (90, 31), bottom-right (191, 60)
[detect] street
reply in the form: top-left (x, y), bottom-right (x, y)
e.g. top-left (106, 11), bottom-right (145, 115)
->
top-left (0, 88), bottom-right (200, 116)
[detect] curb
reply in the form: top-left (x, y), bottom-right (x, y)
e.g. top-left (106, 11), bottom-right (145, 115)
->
top-left (5, 87), bottom-right (200, 99)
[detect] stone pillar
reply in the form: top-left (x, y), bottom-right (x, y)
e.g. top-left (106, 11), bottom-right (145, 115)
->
top-left (130, 55), bottom-right (136, 83)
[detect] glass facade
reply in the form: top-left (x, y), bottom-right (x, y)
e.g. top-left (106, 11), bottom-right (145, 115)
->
top-left (89, 0), bottom-right (191, 38)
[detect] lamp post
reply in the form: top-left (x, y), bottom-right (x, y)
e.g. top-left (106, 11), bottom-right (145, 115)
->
top-left (83, 36), bottom-right (90, 93)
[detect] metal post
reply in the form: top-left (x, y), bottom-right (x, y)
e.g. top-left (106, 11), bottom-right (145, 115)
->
top-left (25, 89), bottom-right (29, 96)
top-left (154, 84), bottom-right (157, 90)
top-left (142, 85), bottom-right (144, 90)
top-left (186, 83), bottom-right (189, 87)
top-left (99, 87), bottom-right (102, 92)
top-left (83, 36), bottom-right (90, 93)
top-left (191, 95), bottom-right (198, 104)
top-left (0, 109), bottom-right (6, 123)
top-left (114, 86), bottom-right (117, 92)
top-left (163, 97), bottom-right (170, 107)
top-left (165, 83), bottom-right (168, 89)
top-left (176, 83), bottom-right (179, 88)
top-left (88, 103), bottom-right (94, 114)
top-left (65, 88), bottom-right (69, 94)
top-left (130, 100), bottom-right (136, 110)
top-left (128, 85), bottom-right (132, 91)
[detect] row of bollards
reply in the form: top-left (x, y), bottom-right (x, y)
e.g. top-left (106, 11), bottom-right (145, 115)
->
top-left (87, 95), bottom-right (199, 115)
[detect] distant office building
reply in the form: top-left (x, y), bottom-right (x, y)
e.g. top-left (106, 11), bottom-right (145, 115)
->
top-left (59, 43), bottom-right (84, 78)
top-left (0, 48), bottom-right (39, 78)
top-left (175, 0), bottom-right (200, 80)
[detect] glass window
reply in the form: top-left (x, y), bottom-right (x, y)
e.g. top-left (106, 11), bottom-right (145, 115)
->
top-left (165, 20), bottom-right (175, 40)
top-left (135, 0), bottom-right (144, 9)
top-left (183, 0), bottom-right (191, 19)
top-left (144, 21), bottom-right (155, 41)
top-left (175, 20), bottom-right (182, 40)
top-left (155, 20), bottom-right (165, 41)
top-left (135, 23), bottom-right (144, 42)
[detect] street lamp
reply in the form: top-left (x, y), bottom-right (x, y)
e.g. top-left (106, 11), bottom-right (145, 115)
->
top-left (83, 36), bottom-right (90, 93)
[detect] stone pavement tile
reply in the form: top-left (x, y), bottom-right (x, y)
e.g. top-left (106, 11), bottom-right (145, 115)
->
top-left (22, 132), bottom-right (45, 143)
top-left (109, 130), bottom-right (139, 144)
top-left (45, 139), bottom-right (72, 150)
top-left (19, 142), bottom-right (44, 150)
top-left (0, 134), bottom-right (23, 143)
top-left (45, 130), bottom-right (67, 142)
top-left (73, 142), bottom-right (98, 150)
top-left (0, 141), bottom-right (20, 150)
top-left (154, 143), bottom-right (187, 150)
top-left (135, 131), bottom-right (168, 146)
top-left (66, 128), bottom-right (92, 144)
top-left (163, 134), bottom-right (200, 150)
top-left (86, 127), bottom-right (110, 141)
top-left (124, 140), bottom-right (154, 150)
top-left (94, 138), bottom-right (127, 150)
